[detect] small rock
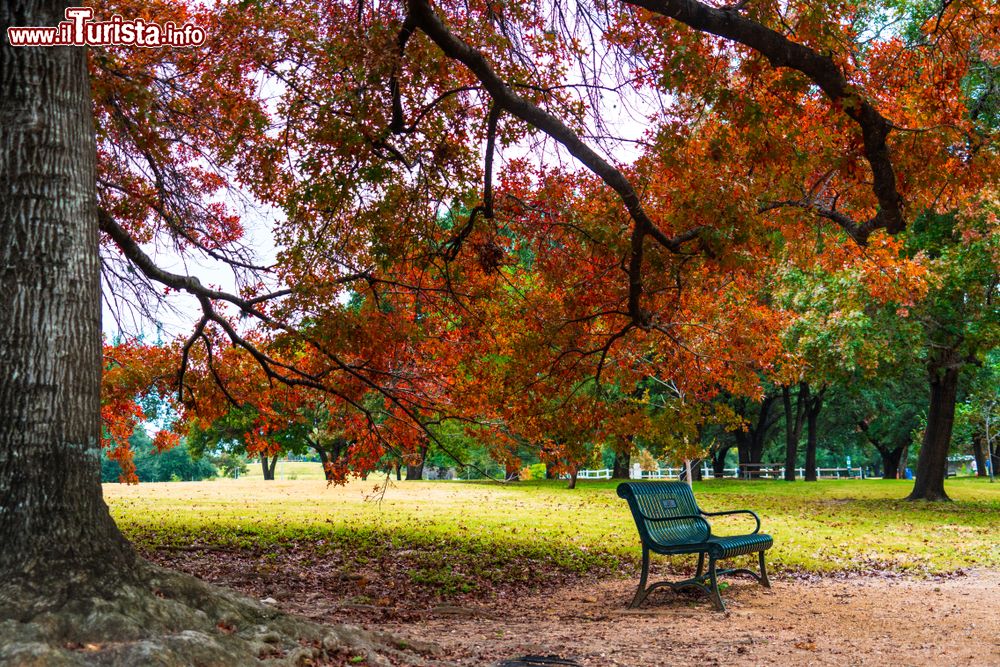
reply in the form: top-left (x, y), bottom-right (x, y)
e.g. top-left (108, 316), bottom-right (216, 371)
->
top-left (260, 597), bottom-right (278, 605)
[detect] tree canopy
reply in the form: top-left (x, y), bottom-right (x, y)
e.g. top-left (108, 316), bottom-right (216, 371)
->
top-left (88, 0), bottom-right (998, 497)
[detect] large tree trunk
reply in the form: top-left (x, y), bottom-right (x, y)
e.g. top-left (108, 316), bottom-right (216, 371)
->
top-left (0, 1), bottom-right (139, 614)
top-left (0, 5), bottom-right (454, 663)
top-left (908, 362), bottom-right (961, 501)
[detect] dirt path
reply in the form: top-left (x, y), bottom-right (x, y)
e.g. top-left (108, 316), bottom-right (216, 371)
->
top-left (147, 544), bottom-right (999, 666)
top-left (377, 570), bottom-right (999, 666)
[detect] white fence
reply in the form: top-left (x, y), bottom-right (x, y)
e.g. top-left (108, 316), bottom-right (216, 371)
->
top-left (576, 468), bottom-right (613, 479)
top-left (567, 464), bottom-right (869, 480)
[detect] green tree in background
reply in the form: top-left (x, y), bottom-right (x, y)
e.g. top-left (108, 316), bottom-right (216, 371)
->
top-left (102, 428), bottom-right (216, 483)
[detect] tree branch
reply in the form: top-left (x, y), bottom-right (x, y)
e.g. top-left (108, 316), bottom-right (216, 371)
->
top-left (627, 0), bottom-right (906, 242)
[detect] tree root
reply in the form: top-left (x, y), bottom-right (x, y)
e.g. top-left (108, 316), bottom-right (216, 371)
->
top-left (0, 562), bottom-right (444, 666)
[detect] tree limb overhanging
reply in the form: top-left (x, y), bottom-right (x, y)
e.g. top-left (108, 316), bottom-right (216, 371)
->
top-left (406, 0), bottom-right (704, 327)
top-left (624, 0), bottom-right (906, 243)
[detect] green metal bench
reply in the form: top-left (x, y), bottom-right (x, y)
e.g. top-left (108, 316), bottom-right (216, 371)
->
top-left (617, 481), bottom-right (772, 612)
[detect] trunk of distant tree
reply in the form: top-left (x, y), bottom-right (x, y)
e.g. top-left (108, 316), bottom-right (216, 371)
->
top-left (504, 461), bottom-right (520, 481)
top-left (313, 438), bottom-right (347, 482)
top-left (858, 419), bottom-right (906, 480)
top-left (612, 448), bottom-right (631, 479)
top-left (405, 443), bottom-right (428, 480)
top-left (972, 432), bottom-right (988, 478)
top-left (908, 359), bottom-right (961, 501)
top-left (567, 467), bottom-right (579, 489)
top-left (712, 444), bottom-right (732, 478)
top-left (804, 387), bottom-right (824, 482)
top-left (260, 454), bottom-right (279, 480)
top-left (0, 3), bottom-right (139, 614)
top-left (315, 446), bottom-right (334, 480)
top-left (734, 395), bottom-right (779, 479)
top-left (405, 461), bottom-right (424, 480)
top-left (990, 440), bottom-right (1000, 482)
top-left (881, 446), bottom-right (905, 480)
top-left (679, 459), bottom-right (703, 482)
top-left (782, 383), bottom-right (808, 481)
top-left (394, 461), bottom-right (402, 481)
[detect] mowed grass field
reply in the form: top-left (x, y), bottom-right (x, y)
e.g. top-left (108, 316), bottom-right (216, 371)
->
top-left (105, 477), bottom-right (999, 578)
top-left (241, 460), bottom-right (330, 480)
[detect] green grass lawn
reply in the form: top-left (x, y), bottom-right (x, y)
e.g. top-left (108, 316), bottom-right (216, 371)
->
top-left (105, 477), bottom-right (1000, 581)
top-left (240, 460), bottom-right (329, 480)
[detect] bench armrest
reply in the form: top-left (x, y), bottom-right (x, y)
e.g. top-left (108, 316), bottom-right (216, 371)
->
top-left (701, 509), bottom-right (761, 534)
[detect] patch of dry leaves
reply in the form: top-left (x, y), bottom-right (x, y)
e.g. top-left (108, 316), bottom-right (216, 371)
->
top-left (143, 545), bottom-right (999, 666)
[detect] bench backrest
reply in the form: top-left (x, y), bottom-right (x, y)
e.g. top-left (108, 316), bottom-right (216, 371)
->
top-left (617, 481), bottom-right (709, 547)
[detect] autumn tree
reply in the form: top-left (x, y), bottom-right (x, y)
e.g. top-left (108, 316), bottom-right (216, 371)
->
top-left (3, 0), bottom-right (997, 658)
top-left (0, 1), bottom-right (434, 661)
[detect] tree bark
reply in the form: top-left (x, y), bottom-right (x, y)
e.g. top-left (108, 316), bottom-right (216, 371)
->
top-left (734, 395), bottom-right (778, 479)
top-left (679, 458), bottom-right (703, 482)
top-left (804, 387), bottom-right (824, 482)
top-left (0, 0), bottom-right (138, 615)
top-left (314, 438), bottom-right (347, 482)
top-left (315, 446), bottom-right (334, 481)
top-left (259, 454), bottom-right (279, 480)
top-left (782, 383), bottom-right (807, 481)
top-left (405, 442), bottom-right (428, 480)
top-left (858, 418), bottom-right (906, 480)
top-left (881, 446), bottom-right (905, 480)
top-left (712, 444), bottom-right (731, 478)
top-left (612, 447), bottom-right (631, 479)
top-left (908, 361), bottom-right (961, 501)
top-left (972, 432), bottom-right (988, 478)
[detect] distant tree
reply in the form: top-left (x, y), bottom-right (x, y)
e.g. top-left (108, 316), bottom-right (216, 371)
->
top-left (102, 428), bottom-right (216, 483)
top-left (904, 213), bottom-right (999, 500)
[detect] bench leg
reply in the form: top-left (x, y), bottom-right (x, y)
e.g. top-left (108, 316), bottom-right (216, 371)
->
top-left (758, 550), bottom-right (771, 588)
top-left (629, 546), bottom-right (650, 608)
top-left (708, 556), bottom-right (726, 612)
top-left (696, 552), bottom-right (705, 578)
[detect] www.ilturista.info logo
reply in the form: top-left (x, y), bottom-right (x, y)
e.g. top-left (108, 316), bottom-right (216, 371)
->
top-left (7, 7), bottom-right (206, 48)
